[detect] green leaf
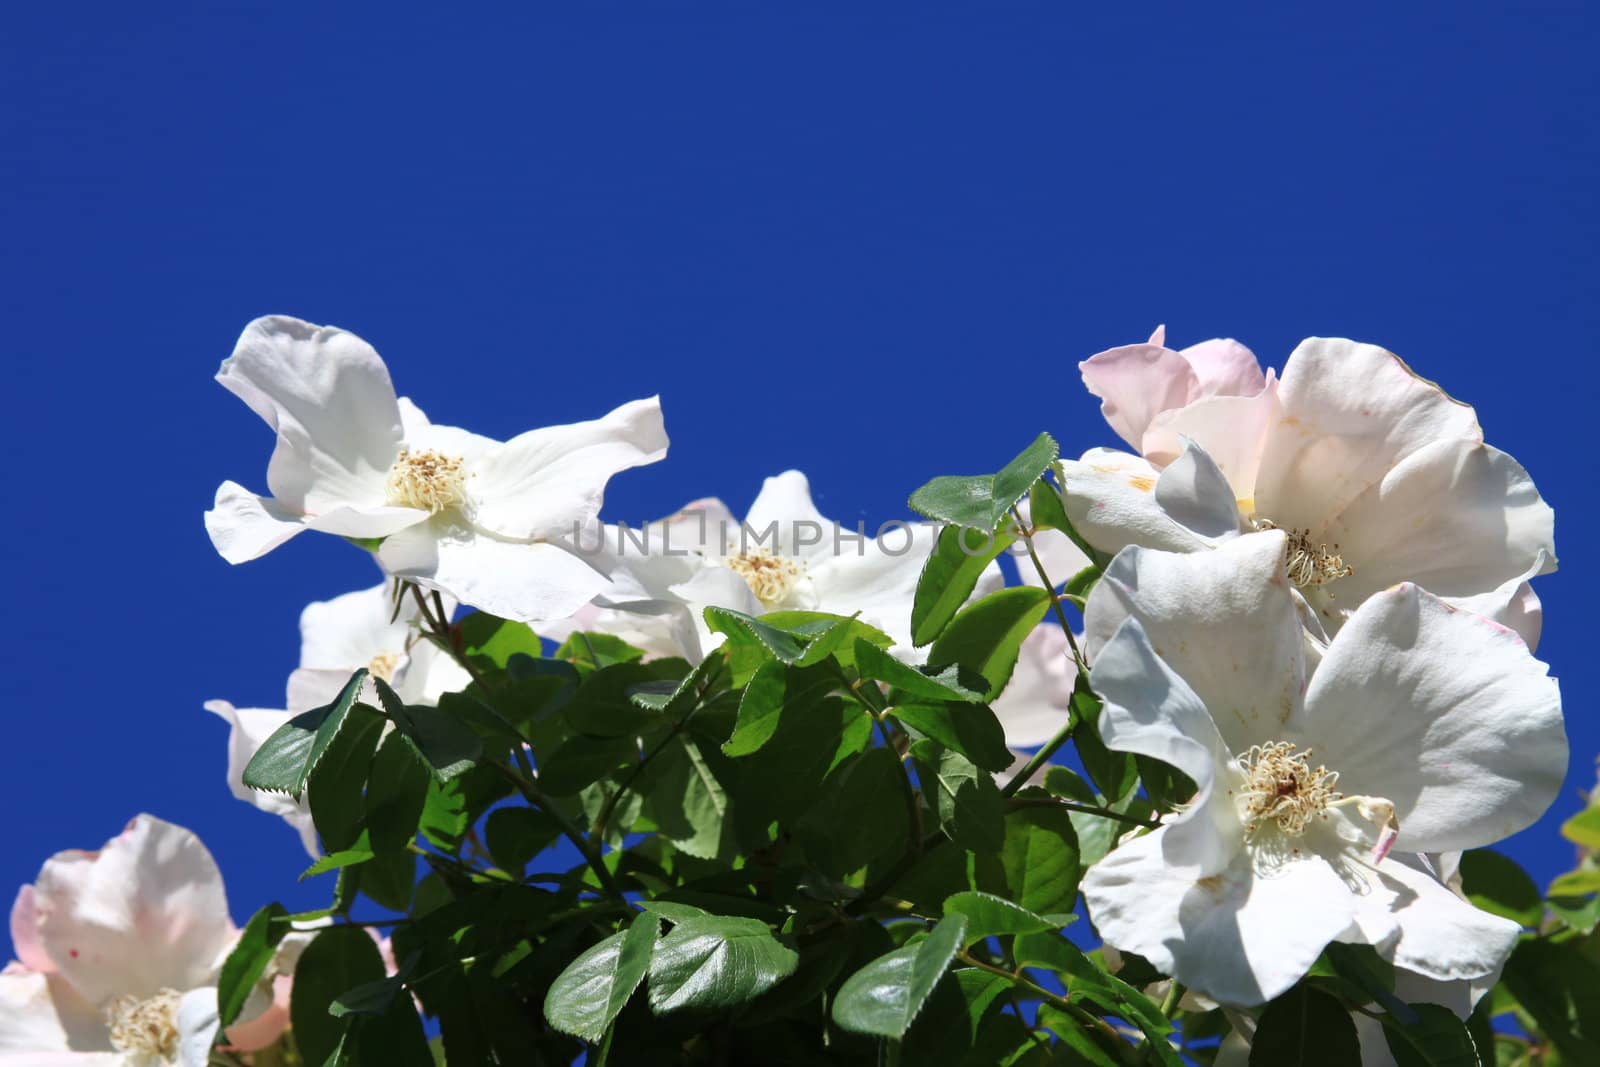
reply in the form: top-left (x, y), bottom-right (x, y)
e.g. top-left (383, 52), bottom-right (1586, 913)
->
top-left (913, 741), bottom-right (1006, 854)
top-left (994, 805), bottom-right (1081, 914)
top-left (735, 692), bottom-right (867, 825)
top-left (799, 747), bottom-right (911, 876)
top-left (1560, 807), bottom-right (1600, 849)
top-left (307, 702), bottom-right (387, 852)
top-left (365, 730), bottom-right (431, 855)
top-left (761, 610), bottom-right (895, 669)
top-left (483, 807), bottom-right (562, 872)
top-left (299, 847), bottom-right (374, 882)
top-left (356, 845), bottom-right (417, 912)
top-left (942, 891), bottom-right (1065, 946)
top-left (538, 734), bottom-right (637, 797)
top-left (243, 670), bottom-right (371, 798)
top-left (890, 701), bottom-right (1012, 773)
top-left (722, 662), bottom-right (836, 757)
top-left (458, 613), bottom-right (545, 669)
top-left (1249, 983), bottom-right (1362, 1066)
top-left (1379, 1001), bottom-right (1482, 1067)
top-left (1550, 867), bottom-right (1600, 896)
top-left (544, 912), bottom-right (659, 1042)
top-left (856, 639), bottom-right (986, 703)
top-left (330, 951), bottom-right (420, 1018)
top-left (216, 903), bottom-right (288, 1028)
top-left (911, 523), bottom-right (1017, 646)
top-left (371, 677), bottom-right (482, 782)
top-left (642, 735), bottom-right (731, 859)
top-left (927, 586), bottom-right (1052, 699)
top-left (1458, 849), bottom-right (1543, 928)
top-left (555, 631), bottom-right (646, 669)
top-left (1548, 889), bottom-right (1600, 933)
top-left (831, 915), bottom-right (968, 1038)
top-left (647, 915), bottom-right (799, 1014)
top-left (1070, 680), bottom-right (1136, 802)
top-left (1042, 766), bottom-right (1097, 804)
top-left (704, 607), bottom-right (809, 664)
top-left (1500, 936), bottom-right (1600, 1061)
top-left (908, 433), bottom-right (1059, 532)
top-left (291, 926), bottom-right (390, 1066)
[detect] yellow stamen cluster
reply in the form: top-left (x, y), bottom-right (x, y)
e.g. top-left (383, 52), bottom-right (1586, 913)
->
top-left (106, 988), bottom-right (182, 1059)
top-left (367, 651), bottom-right (403, 683)
top-left (1235, 742), bottom-right (1342, 837)
top-left (384, 449), bottom-right (467, 513)
top-left (1252, 518), bottom-right (1354, 590)
top-left (725, 549), bottom-right (804, 608)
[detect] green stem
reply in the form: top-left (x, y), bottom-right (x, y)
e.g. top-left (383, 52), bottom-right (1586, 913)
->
top-left (489, 757), bottom-right (626, 901)
top-left (875, 715), bottom-right (924, 857)
top-left (999, 716), bottom-right (1076, 799)
top-left (1010, 506), bottom-right (1088, 674)
top-left (1007, 794), bottom-right (1158, 829)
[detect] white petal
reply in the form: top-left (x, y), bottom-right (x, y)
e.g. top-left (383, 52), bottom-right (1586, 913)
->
top-left (399, 642), bottom-right (473, 706)
top-left (1083, 827), bottom-right (1356, 1006)
top-left (298, 583), bottom-right (411, 671)
top-left (1152, 440), bottom-right (1245, 542)
top-left (1012, 500), bottom-right (1090, 588)
top-left (1085, 533), bottom-right (1306, 755)
top-left (743, 471), bottom-right (830, 559)
top-left (1303, 584), bottom-right (1566, 853)
top-left (1181, 338), bottom-right (1266, 398)
top-left (655, 498), bottom-right (742, 556)
top-left (10, 887), bottom-right (53, 973)
top-left (396, 397), bottom-right (501, 462)
top-left (216, 316), bottom-right (402, 514)
top-left (204, 482), bottom-right (307, 564)
top-left (301, 504), bottom-right (429, 539)
top-left (467, 396), bottom-right (668, 541)
top-left (1079, 342), bottom-right (1200, 450)
top-left (1088, 618), bottom-right (1240, 873)
top-left (1142, 373), bottom-right (1279, 508)
top-left (1059, 449), bottom-right (1210, 556)
top-left (177, 987), bottom-right (221, 1067)
top-left (379, 518), bottom-right (609, 624)
top-left (1321, 439), bottom-right (1555, 610)
top-left (991, 627), bottom-right (1074, 748)
top-left (1350, 859), bottom-right (1519, 984)
top-left (1444, 576), bottom-right (1543, 651)
top-left (34, 816), bottom-right (236, 1004)
top-left (203, 701), bottom-right (323, 860)
top-left (285, 668), bottom-right (354, 714)
top-left (670, 565), bottom-right (764, 657)
top-left (0, 969), bottom-right (72, 1052)
top-left (1253, 338), bottom-right (1482, 533)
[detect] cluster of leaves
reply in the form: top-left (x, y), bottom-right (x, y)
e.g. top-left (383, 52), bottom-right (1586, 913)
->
top-left (217, 434), bottom-right (1582, 1066)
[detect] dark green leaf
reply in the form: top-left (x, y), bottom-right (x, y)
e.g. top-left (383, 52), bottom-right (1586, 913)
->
top-left (890, 702), bottom-right (1012, 773)
top-left (544, 912), bottom-right (659, 1042)
top-left (911, 523), bottom-right (1017, 646)
top-left (555, 631), bottom-right (646, 669)
top-left (365, 731), bottom-right (431, 855)
top-left (1500, 937), bottom-right (1600, 1061)
top-left (299, 847), bottom-right (375, 882)
top-left (357, 845), bottom-right (418, 912)
top-left (914, 741), bottom-right (1006, 854)
top-left (537, 734), bottom-right (637, 797)
top-left (908, 433), bottom-right (1059, 532)
top-left (484, 807), bottom-right (562, 871)
top-left (1070, 680), bottom-right (1136, 802)
top-left (993, 805), bottom-right (1080, 914)
top-left (736, 693), bottom-right (867, 825)
top-left (330, 951), bottom-right (420, 1018)
top-left (927, 587), bottom-right (1052, 699)
top-left (371, 678), bottom-right (482, 782)
top-left (798, 747), bottom-right (911, 876)
top-left (290, 926), bottom-right (389, 1066)
top-left (942, 891), bottom-right (1066, 946)
top-left (831, 915), bottom-right (968, 1038)
top-left (642, 735), bottom-right (731, 859)
top-left (243, 670), bottom-right (370, 798)
top-left (705, 607), bottom-right (808, 664)
top-left (1458, 849), bottom-right (1542, 928)
top-left (722, 662), bottom-right (837, 758)
top-left (216, 903), bottom-right (287, 1029)
top-left (1249, 983), bottom-right (1362, 1066)
top-left (647, 915), bottom-right (799, 1014)
top-left (307, 703), bottom-right (387, 852)
top-left (857, 639), bottom-right (986, 703)
top-left (1380, 1002), bottom-right (1482, 1067)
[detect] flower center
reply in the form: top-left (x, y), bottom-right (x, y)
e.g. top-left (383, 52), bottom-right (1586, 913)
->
top-left (384, 449), bottom-right (467, 513)
top-left (367, 651), bottom-right (403, 683)
top-left (106, 988), bottom-right (181, 1060)
top-left (1251, 518), bottom-right (1353, 590)
top-left (725, 549), bottom-right (805, 609)
top-left (1234, 741), bottom-right (1342, 837)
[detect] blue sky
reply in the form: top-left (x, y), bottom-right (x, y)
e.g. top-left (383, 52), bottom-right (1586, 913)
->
top-left (2, 4), bottom-right (1596, 928)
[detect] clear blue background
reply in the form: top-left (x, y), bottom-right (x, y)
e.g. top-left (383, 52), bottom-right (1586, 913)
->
top-left (3, 4), bottom-right (1595, 935)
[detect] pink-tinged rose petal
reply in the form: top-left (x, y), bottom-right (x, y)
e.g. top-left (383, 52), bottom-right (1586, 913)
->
top-left (1080, 343), bottom-right (1200, 451)
top-left (1181, 338), bottom-right (1265, 398)
top-left (224, 975), bottom-right (291, 1052)
top-left (8, 887), bottom-right (53, 974)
